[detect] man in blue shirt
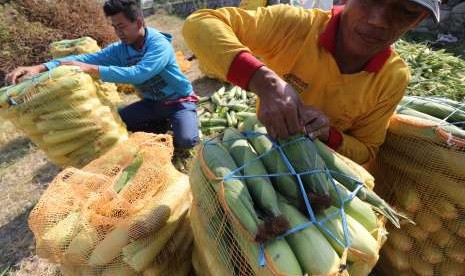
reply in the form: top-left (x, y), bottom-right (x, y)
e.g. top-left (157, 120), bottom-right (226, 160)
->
top-left (5, 0), bottom-right (199, 149)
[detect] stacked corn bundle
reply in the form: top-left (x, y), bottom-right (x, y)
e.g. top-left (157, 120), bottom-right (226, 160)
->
top-left (28, 132), bottom-right (193, 276)
top-left (197, 85), bottom-right (257, 135)
top-left (0, 66), bottom-right (128, 168)
top-left (372, 96), bottom-right (465, 276)
top-left (189, 117), bottom-right (405, 276)
top-left (50, 37), bottom-right (122, 105)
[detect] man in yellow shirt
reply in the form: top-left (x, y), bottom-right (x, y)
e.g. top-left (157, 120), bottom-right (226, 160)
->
top-left (183, 0), bottom-right (439, 164)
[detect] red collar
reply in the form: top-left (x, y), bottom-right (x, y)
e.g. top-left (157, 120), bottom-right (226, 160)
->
top-left (318, 6), bottom-right (392, 73)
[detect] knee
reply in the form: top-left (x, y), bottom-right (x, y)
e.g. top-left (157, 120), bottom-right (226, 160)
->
top-left (174, 133), bottom-right (200, 149)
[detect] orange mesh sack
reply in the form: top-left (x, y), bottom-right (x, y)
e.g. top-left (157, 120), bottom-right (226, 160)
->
top-left (188, 124), bottom-right (403, 276)
top-left (370, 101), bottom-right (465, 276)
top-left (28, 132), bottom-right (193, 275)
top-left (0, 65), bottom-right (128, 168)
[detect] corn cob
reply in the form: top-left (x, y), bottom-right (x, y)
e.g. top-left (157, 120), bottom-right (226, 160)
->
top-left (222, 128), bottom-right (289, 236)
top-left (128, 172), bottom-right (191, 240)
top-left (243, 121), bottom-right (302, 210)
top-left (279, 135), bottom-right (332, 207)
top-left (430, 228), bottom-right (456, 247)
top-left (63, 226), bottom-right (99, 265)
top-left (396, 107), bottom-right (465, 139)
top-left (329, 180), bottom-right (378, 235)
top-left (47, 133), bottom-right (99, 158)
top-left (381, 243), bottom-right (410, 271)
top-left (438, 261), bottom-right (465, 276)
top-left (123, 213), bottom-right (187, 272)
top-left (405, 224), bottom-right (429, 242)
top-left (88, 225), bottom-right (130, 266)
top-left (411, 255), bottom-right (434, 276)
top-left (314, 140), bottom-right (375, 190)
top-left (314, 147), bottom-right (404, 228)
top-left (416, 212), bottom-right (442, 233)
top-left (400, 96), bottom-right (465, 124)
top-left (317, 206), bottom-right (379, 264)
top-left (198, 140), bottom-right (264, 241)
top-left (42, 126), bottom-right (100, 145)
top-left (101, 265), bottom-right (138, 276)
top-left (113, 154), bottom-right (143, 193)
top-left (278, 198), bottom-right (341, 275)
top-left (40, 212), bottom-right (81, 256)
top-left (447, 243), bottom-right (465, 263)
top-left (420, 242), bottom-right (443, 264)
top-left (430, 201), bottom-right (459, 220)
top-left (388, 227), bottom-right (414, 252)
top-left (447, 219), bottom-right (465, 238)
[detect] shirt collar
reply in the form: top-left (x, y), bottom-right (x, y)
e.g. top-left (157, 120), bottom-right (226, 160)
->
top-left (318, 6), bottom-right (392, 73)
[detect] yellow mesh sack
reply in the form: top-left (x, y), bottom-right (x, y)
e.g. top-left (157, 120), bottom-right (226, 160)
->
top-left (49, 37), bottom-right (122, 105)
top-left (28, 132), bottom-right (193, 275)
top-left (189, 130), bottom-right (390, 276)
top-left (239, 0), bottom-right (267, 10)
top-left (371, 114), bottom-right (465, 276)
top-left (0, 65), bottom-right (128, 168)
top-left (50, 37), bottom-right (101, 59)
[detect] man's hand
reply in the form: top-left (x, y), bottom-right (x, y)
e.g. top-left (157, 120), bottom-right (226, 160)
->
top-left (60, 61), bottom-right (99, 77)
top-left (5, 65), bottom-right (47, 85)
top-left (249, 66), bottom-right (304, 139)
top-left (299, 104), bottom-right (331, 142)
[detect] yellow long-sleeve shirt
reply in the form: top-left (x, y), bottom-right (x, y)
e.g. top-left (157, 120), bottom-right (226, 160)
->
top-left (183, 5), bottom-right (410, 164)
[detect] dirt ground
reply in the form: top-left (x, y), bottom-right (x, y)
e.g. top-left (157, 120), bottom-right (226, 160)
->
top-left (0, 10), bottom-right (223, 275)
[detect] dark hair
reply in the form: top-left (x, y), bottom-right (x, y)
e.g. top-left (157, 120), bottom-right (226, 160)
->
top-left (103, 0), bottom-right (143, 21)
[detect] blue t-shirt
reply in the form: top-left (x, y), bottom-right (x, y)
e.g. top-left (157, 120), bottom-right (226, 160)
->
top-left (44, 28), bottom-right (193, 101)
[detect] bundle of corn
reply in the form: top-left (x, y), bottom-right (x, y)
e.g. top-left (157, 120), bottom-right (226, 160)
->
top-left (50, 37), bottom-right (101, 59)
top-left (189, 118), bottom-right (405, 275)
top-left (50, 37), bottom-right (122, 106)
top-left (197, 85), bottom-right (257, 135)
top-left (0, 65), bottom-right (128, 168)
top-left (371, 96), bottom-right (465, 276)
top-left (28, 132), bottom-right (193, 276)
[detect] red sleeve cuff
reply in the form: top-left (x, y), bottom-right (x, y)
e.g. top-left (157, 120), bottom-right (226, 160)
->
top-left (326, 127), bottom-right (343, 150)
top-left (226, 51), bottom-right (264, 90)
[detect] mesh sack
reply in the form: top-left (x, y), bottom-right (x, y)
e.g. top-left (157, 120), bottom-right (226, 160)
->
top-left (50, 37), bottom-right (101, 59)
top-left (371, 113), bottom-right (465, 276)
top-left (28, 132), bottom-right (193, 275)
top-left (49, 37), bottom-right (122, 105)
top-left (188, 128), bottom-right (392, 276)
top-left (0, 65), bottom-right (128, 168)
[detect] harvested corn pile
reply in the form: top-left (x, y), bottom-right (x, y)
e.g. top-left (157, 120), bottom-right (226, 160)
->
top-left (189, 117), bottom-right (405, 275)
top-left (0, 65), bottom-right (128, 168)
top-left (371, 96), bottom-right (465, 276)
top-left (28, 132), bottom-right (193, 276)
top-left (49, 37), bottom-right (122, 106)
top-left (197, 85), bottom-right (257, 135)
top-left (396, 40), bottom-right (465, 101)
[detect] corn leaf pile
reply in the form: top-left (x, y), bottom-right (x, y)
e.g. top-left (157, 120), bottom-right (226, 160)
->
top-left (395, 40), bottom-right (465, 101)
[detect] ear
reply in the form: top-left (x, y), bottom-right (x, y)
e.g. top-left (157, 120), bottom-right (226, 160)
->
top-left (136, 17), bottom-right (144, 29)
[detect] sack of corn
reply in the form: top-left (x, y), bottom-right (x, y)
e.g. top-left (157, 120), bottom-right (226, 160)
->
top-left (370, 96), bottom-right (465, 276)
top-left (0, 65), bottom-right (128, 168)
top-left (50, 37), bottom-right (122, 105)
top-left (197, 85), bottom-right (257, 136)
top-left (28, 132), bottom-right (193, 276)
top-left (50, 37), bottom-right (101, 59)
top-left (189, 117), bottom-right (405, 275)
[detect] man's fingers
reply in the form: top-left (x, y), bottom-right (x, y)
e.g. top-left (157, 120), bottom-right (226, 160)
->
top-left (283, 104), bottom-right (303, 135)
top-left (6, 70), bottom-right (23, 85)
top-left (307, 126), bottom-right (330, 141)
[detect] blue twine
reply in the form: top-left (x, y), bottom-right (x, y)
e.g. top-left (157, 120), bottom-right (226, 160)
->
top-left (210, 131), bottom-right (365, 269)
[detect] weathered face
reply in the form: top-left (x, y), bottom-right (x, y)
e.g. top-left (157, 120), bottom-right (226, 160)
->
top-left (341, 0), bottom-right (428, 55)
top-left (109, 12), bottom-right (143, 44)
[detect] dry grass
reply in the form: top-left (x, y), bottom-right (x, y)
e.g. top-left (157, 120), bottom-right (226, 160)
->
top-left (0, 10), bottom-right (223, 275)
